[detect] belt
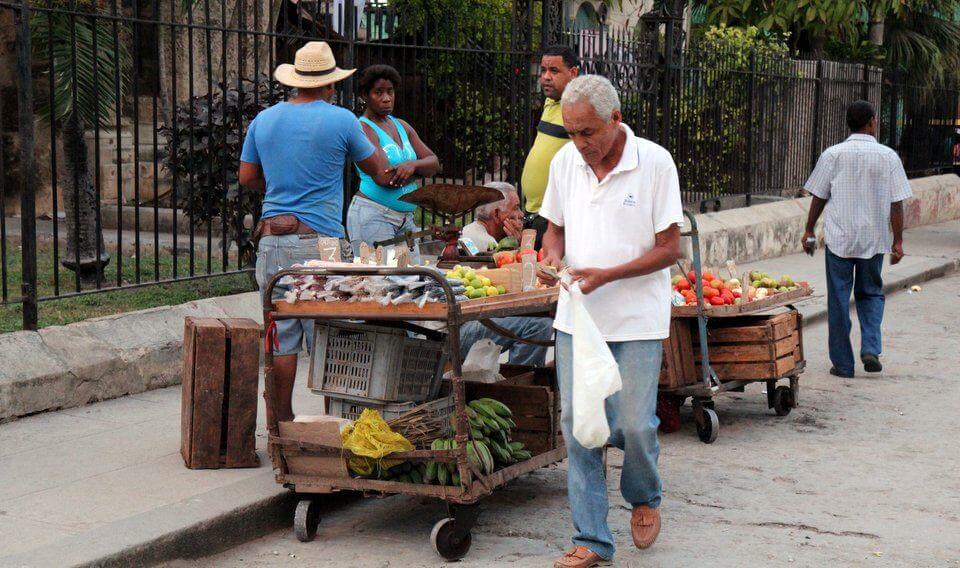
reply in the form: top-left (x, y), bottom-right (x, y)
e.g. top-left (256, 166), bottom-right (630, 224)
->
top-left (256, 214), bottom-right (319, 237)
top-left (259, 224), bottom-right (317, 237)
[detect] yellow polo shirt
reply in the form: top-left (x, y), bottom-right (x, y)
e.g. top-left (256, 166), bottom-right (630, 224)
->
top-left (520, 98), bottom-right (569, 214)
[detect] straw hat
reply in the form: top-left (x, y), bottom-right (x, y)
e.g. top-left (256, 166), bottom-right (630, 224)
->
top-left (274, 41), bottom-right (355, 89)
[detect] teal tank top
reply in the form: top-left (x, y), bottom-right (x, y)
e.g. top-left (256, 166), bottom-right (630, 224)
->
top-left (355, 115), bottom-right (418, 213)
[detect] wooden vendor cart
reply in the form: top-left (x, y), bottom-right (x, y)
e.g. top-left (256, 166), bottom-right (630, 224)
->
top-left (261, 266), bottom-right (564, 561)
top-left (664, 211), bottom-right (811, 444)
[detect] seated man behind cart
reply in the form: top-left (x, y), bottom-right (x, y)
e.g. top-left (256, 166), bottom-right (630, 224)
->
top-left (459, 182), bottom-right (554, 366)
top-left (460, 181), bottom-right (523, 251)
top-left (239, 42), bottom-right (394, 423)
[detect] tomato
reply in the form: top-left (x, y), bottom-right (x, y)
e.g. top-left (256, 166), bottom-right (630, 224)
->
top-left (709, 295), bottom-right (725, 306)
top-left (515, 249), bottom-right (537, 262)
top-left (493, 251), bottom-right (515, 267)
top-left (710, 279), bottom-right (724, 290)
top-left (702, 271), bottom-right (715, 282)
top-left (537, 249), bottom-right (545, 262)
top-left (732, 290), bottom-right (742, 298)
top-left (702, 286), bottom-right (720, 298)
top-left (675, 278), bottom-right (691, 291)
top-left (687, 270), bottom-right (697, 283)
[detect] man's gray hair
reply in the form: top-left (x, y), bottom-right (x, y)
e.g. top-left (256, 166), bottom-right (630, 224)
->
top-left (476, 181), bottom-right (518, 220)
top-left (560, 75), bottom-right (621, 122)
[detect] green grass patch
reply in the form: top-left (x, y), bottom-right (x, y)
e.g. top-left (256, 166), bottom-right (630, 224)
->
top-left (0, 243), bottom-right (256, 333)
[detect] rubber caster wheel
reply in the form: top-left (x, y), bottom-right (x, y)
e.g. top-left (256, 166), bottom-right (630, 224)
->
top-left (294, 498), bottom-right (320, 542)
top-left (431, 517), bottom-right (472, 561)
top-left (773, 385), bottom-right (795, 417)
top-left (696, 407), bottom-right (719, 444)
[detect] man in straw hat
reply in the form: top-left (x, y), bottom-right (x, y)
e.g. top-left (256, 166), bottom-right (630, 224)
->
top-left (240, 41), bottom-right (394, 422)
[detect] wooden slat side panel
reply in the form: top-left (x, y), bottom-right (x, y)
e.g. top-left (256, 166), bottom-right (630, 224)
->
top-left (702, 325), bottom-right (772, 343)
top-left (181, 318), bottom-right (198, 467)
top-left (190, 320), bottom-right (228, 469)
top-left (676, 320), bottom-right (698, 387)
top-left (700, 362), bottom-right (777, 381)
top-left (222, 319), bottom-right (261, 468)
top-left (694, 336), bottom-right (797, 363)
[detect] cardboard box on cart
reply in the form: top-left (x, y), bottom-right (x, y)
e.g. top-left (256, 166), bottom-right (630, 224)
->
top-left (278, 416), bottom-right (352, 477)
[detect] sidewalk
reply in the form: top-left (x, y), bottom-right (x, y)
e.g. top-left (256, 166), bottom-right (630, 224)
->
top-left (1, 220), bottom-right (958, 568)
top-left (0, 370), bottom-right (317, 568)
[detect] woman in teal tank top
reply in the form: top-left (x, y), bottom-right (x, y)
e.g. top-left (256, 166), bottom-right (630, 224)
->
top-left (347, 65), bottom-right (440, 258)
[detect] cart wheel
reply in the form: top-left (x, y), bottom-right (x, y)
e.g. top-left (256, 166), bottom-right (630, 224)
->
top-left (431, 517), bottom-right (472, 561)
top-left (773, 385), bottom-right (795, 417)
top-left (294, 498), bottom-right (321, 542)
top-left (696, 407), bottom-right (719, 444)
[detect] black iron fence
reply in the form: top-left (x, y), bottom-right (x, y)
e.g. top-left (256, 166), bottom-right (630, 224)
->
top-left (0, 0), bottom-right (957, 330)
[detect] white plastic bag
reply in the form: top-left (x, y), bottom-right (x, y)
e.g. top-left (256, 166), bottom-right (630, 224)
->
top-left (462, 339), bottom-right (503, 384)
top-left (570, 282), bottom-right (623, 448)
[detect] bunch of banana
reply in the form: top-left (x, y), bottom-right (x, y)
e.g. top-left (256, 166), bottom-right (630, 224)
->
top-left (423, 438), bottom-right (495, 486)
top-left (372, 460), bottom-right (427, 484)
top-left (462, 398), bottom-right (532, 467)
top-left (404, 397), bottom-right (533, 485)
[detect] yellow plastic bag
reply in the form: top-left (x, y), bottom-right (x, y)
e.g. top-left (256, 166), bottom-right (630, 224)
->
top-left (341, 408), bottom-right (413, 476)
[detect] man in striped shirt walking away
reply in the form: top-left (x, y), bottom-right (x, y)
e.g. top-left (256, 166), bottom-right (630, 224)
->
top-left (801, 100), bottom-right (913, 378)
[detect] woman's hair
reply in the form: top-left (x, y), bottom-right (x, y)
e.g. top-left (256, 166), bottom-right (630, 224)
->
top-left (358, 65), bottom-right (402, 96)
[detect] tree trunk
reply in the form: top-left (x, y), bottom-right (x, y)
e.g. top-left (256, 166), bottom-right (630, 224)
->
top-left (868, 19), bottom-right (885, 47)
top-left (60, 114), bottom-right (110, 283)
top-left (809, 33), bottom-right (827, 60)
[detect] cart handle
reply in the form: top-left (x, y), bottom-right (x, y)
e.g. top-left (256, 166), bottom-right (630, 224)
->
top-left (676, 209), bottom-right (718, 389)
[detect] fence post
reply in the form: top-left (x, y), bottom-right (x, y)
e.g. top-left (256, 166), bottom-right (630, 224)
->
top-left (15, 0), bottom-right (38, 331)
top-left (811, 59), bottom-right (824, 171)
top-left (745, 48), bottom-right (756, 204)
top-left (343, 0), bottom-right (356, 108)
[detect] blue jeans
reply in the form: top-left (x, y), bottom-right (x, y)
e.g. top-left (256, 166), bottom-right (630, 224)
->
top-left (825, 248), bottom-right (885, 374)
top-left (555, 331), bottom-right (662, 560)
top-left (346, 194), bottom-right (421, 264)
top-left (458, 317), bottom-right (554, 367)
top-left (255, 234), bottom-right (350, 355)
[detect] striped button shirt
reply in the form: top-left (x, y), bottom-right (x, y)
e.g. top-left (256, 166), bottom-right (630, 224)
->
top-left (804, 134), bottom-right (912, 259)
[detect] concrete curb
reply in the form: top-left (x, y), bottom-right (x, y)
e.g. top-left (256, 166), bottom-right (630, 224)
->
top-left (0, 292), bottom-right (261, 422)
top-left (0, 472), bottom-right (294, 568)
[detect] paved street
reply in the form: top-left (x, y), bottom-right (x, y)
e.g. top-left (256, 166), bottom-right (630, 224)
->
top-left (164, 274), bottom-right (960, 567)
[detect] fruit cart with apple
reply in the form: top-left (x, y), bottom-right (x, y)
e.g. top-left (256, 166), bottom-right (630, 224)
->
top-left (661, 211), bottom-right (813, 443)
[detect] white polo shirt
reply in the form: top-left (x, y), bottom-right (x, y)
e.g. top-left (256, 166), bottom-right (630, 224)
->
top-left (539, 124), bottom-right (684, 341)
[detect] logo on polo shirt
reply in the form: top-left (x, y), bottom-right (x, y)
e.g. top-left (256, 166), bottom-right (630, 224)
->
top-left (622, 193), bottom-right (637, 207)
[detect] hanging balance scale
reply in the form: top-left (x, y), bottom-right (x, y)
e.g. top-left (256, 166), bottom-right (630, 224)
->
top-left (371, 184), bottom-right (504, 263)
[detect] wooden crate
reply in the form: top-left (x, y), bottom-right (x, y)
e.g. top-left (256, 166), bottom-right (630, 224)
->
top-left (693, 311), bottom-right (803, 381)
top-left (465, 369), bottom-right (561, 456)
top-left (181, 317), bottom-right (261, 469)
top-left (659, 318), bottom-right (698, 389)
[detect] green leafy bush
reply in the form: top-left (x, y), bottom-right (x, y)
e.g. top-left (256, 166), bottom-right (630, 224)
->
top-left (159, 78), bottom-right (290, 268)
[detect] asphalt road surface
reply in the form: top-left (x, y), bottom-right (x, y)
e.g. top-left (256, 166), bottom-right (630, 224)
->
top-left (165, 274), bottom-right (960, 568)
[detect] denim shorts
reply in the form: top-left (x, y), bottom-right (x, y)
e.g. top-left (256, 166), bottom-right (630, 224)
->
top-left (256, 234), bottom-right (351, 355)
top-left (346, 195), bottom-right (421, 264)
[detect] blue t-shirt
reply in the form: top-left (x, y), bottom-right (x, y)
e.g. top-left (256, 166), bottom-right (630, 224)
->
top-left (240, 100), bottom-right (375, 237)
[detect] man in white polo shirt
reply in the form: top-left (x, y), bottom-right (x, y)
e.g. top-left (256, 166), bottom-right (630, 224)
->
top-left (538, 75), bottom-right (684, 568)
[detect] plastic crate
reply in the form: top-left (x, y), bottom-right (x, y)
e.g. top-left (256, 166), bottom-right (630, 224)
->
top-left (309, 321), bottom-right (446, 402)
top-left (325, 394), bottom-right (455, 423)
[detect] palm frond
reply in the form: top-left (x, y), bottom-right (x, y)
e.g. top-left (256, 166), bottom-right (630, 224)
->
top-left (31, 11), bottom-right (131, 128)
top-left (885, 6), bottom-right (960, 87)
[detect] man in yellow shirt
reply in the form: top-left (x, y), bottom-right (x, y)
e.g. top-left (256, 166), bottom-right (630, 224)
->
top-left (521, 45), bottom-right (579, 247)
